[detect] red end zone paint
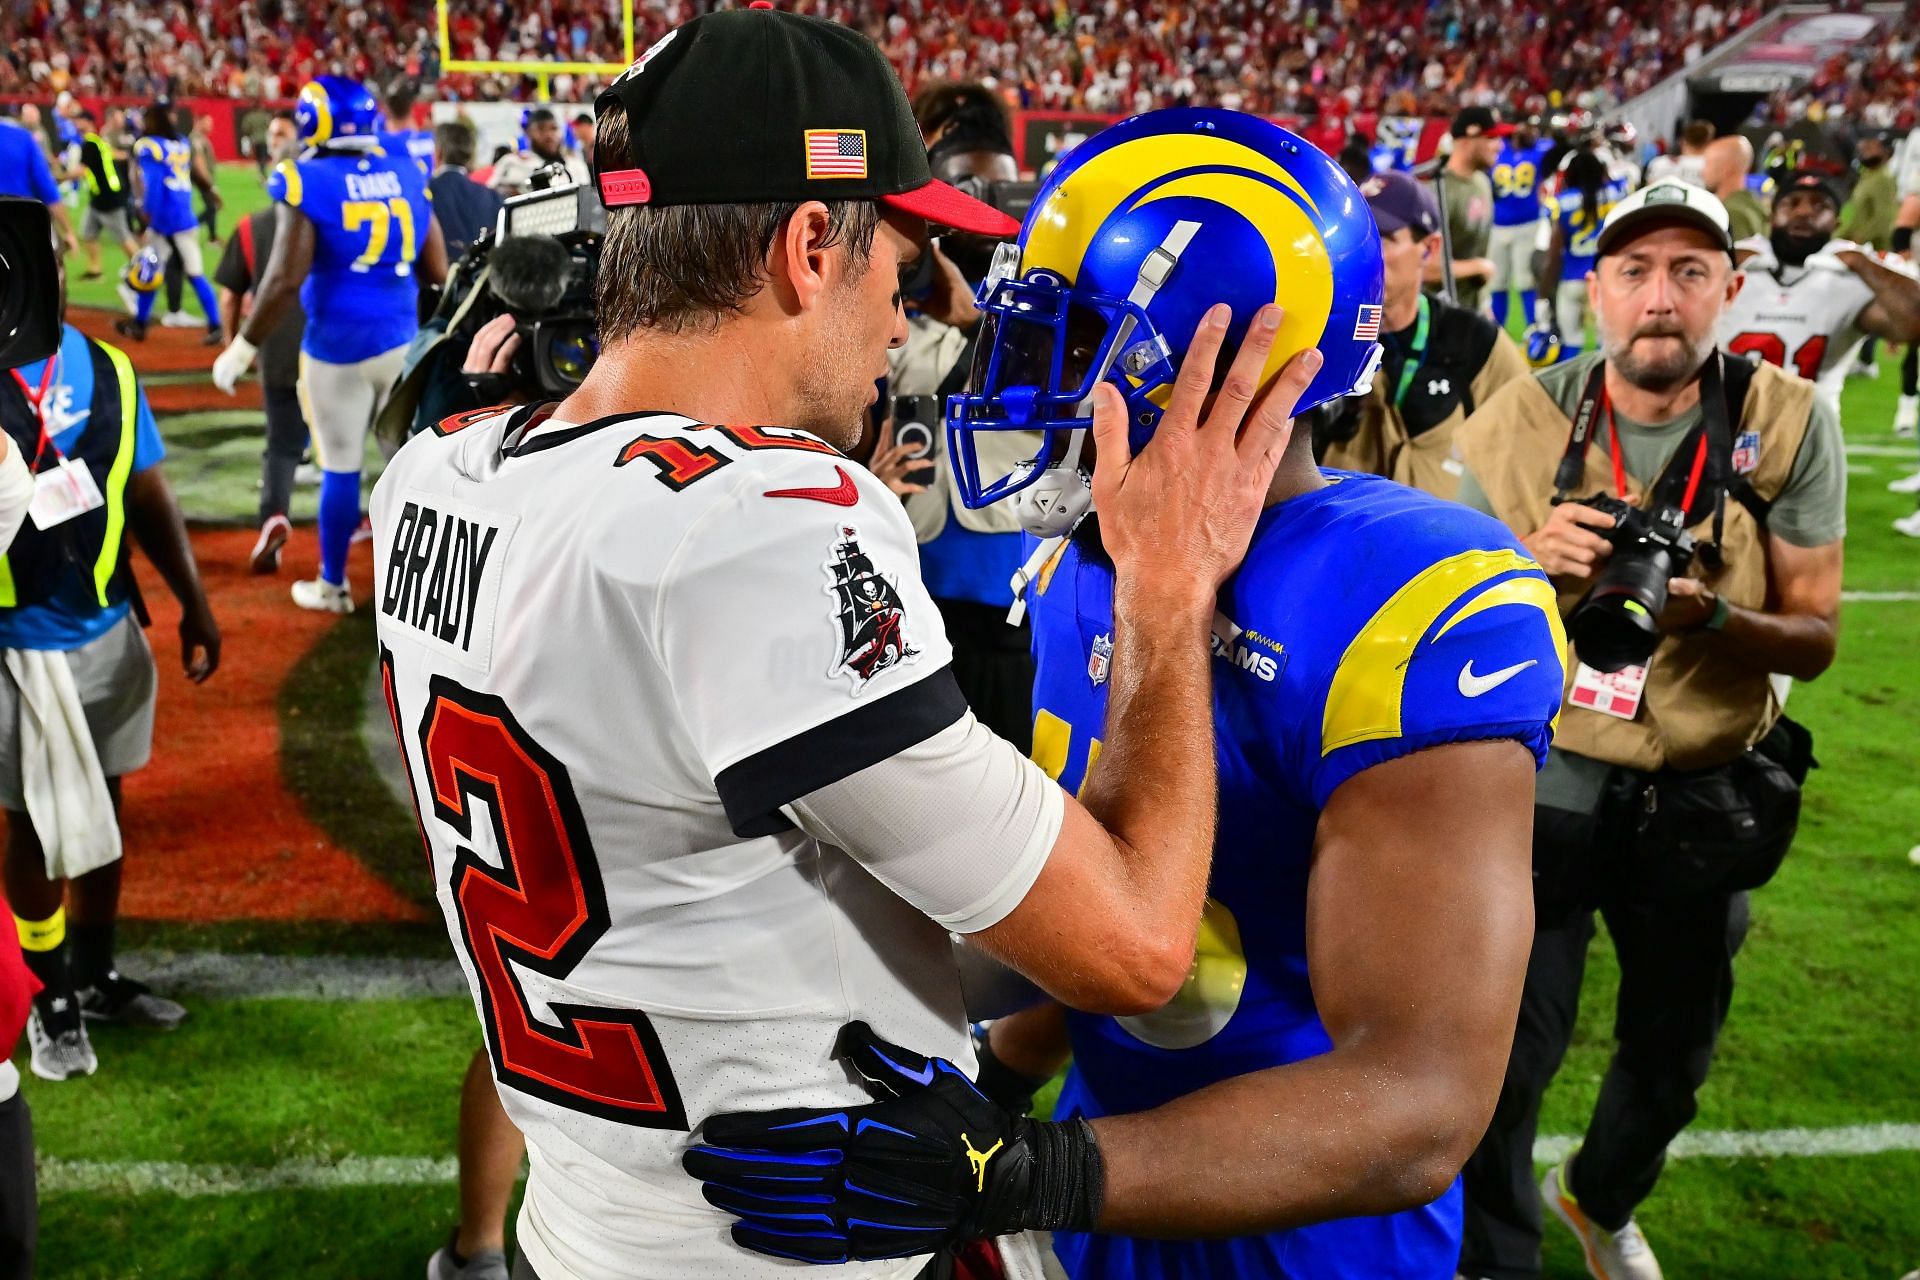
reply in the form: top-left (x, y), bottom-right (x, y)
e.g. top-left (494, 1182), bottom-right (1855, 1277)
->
top-left (104, 529), bottom-right (422, 923)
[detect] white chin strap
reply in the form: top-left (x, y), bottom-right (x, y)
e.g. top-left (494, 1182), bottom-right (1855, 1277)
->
top-left (1004, 219), bottom-right (1200, 626)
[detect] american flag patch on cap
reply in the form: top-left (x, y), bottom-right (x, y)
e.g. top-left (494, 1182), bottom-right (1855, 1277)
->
top-left (805, 129), bottom-right (868, 180)
top-left (1352, 304), bottom-right (1383, 342)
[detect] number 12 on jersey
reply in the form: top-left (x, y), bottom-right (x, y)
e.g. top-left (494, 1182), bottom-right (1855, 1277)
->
top-left (343, 197), bottom-right (417, 273)
top-left (382, 653), bottom-right (688, 1129)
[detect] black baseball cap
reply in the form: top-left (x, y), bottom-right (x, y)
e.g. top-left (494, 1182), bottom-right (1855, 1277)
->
top-left (1359, 170), bottom-right (1441, 238)
top-left (1451, 106), bottom-right (1514, 139)
top-left (592, 6), bottom-right (1020, 237)
top-left (1775, 169), bottom-right (1843, 211)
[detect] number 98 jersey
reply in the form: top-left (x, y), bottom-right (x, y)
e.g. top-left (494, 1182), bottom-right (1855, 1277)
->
top-left (268, 146), bottom-right (431, 364)
top-left (1028, 472), bottom-right (1567, 1280)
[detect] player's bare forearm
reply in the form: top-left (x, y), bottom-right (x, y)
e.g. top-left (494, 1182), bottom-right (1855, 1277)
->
top-left (1091, 741), bottom-right (1538, 1236)
top-left (986, 1001), bottom-right (1073, 1083)
top-left (1074, 575), bottom-right (1219, 954)
top-left (1844, 250), bottom-right (1920, 343)
top-left (218, 287), bottom-right (241, 345)
top-left (241, 205), bottom-right (314, 346)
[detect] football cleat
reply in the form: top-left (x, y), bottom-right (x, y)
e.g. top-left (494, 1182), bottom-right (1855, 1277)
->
top-left (1893, 511), bottom-right (1920, 539)
top-left (251, 514), bottom-right (291, 574)
top-left (427, 1234), bottom-right (510, 1280)
top-left (1542, 1158), bottom-right (1664, 1280)
top-left (296, 75), bottom-right (381, 148)
top-left (160, 310), bottom-right (203, 329)
top-left (946, 108), bottom-right (1385, 529)
top-left (1893, 394), bottom-right (1917, 437)
top-left (28, 996), bottom-right (99, 1081)
top-left (292, 577), bottom-right (355, 613)
top-left (78, 970), bottom-right (187, 1029)
top-left (1886, 470), bottom-right (1920, 494)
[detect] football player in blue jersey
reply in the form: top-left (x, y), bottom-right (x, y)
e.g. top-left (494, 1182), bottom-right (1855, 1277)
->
top-left (381, 80), bottom-right (436, 177)
top-left (114, 104), bottom-right (222, 345)
top-left (1536, 148), bottom-right (1630, 364)
top-left (1489, 118), bottom-right (1554, 330)
top-left (685, 110), bottom-right (1569, 1279)
top-left (212, 75), bottom-right (447, 614)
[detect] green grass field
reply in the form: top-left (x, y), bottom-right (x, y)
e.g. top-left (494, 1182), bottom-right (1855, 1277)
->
top-left (15, 167), bottom-right (1920, 1278)
top-left (66, 163), bottom-right (278, 319)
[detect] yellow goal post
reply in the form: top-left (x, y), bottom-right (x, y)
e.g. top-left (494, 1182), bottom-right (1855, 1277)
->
top-left (436, 0), bottom-right (636, 99)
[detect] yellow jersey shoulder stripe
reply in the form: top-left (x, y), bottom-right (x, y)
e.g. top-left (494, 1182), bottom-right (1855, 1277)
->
top-left (1322, 548), bottom-right (1564, 755)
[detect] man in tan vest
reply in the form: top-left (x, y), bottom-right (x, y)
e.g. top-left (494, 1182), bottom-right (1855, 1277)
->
top-left (1451, 180), bottom-right (1845, 1280)
top-left (1318, 172), bottom-right (1530, 499)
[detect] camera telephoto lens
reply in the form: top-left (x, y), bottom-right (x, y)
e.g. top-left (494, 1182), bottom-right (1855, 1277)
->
top-left (0, 198), bottom-right (63, 370)
top-left (1570, 546), bottom-right (1676, 673)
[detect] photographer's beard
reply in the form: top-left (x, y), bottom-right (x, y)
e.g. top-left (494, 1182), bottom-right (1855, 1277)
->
top-left (1769, 225), bottom-right (1828, 268)
top-left (1602, 316), bottom-right (1716, 397)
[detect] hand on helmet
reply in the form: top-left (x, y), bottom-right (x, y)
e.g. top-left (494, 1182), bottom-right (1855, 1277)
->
top-left (1090, 302), bottom-right (1322, 603)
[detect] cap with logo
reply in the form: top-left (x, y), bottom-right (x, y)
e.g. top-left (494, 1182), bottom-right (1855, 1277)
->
top-left (1773, 168), bottom-right (1843, 211)
top-left (1594, 178), bottom-right (1733, 257)
top-left (1360, 170), bottom-right (1441, 238)
top-left (1451, 106), bottom-right (1514, 139)
top-left (591, 6), bottom-right (1019, 237)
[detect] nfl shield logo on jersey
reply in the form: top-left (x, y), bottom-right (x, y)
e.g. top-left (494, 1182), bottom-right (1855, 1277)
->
top-left (1088, 633), bottom-right (1113, 686)
top-left (824, 526), bottom-right (918, 691)
top-left (1732, 431), bottom-right (1760, 475)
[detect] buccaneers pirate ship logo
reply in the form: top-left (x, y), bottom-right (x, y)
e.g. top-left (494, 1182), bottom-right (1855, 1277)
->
top-left (823, 525), bottom-right (919, 691)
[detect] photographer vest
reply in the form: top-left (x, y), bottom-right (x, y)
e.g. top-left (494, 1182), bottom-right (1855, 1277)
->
top-left (1455, 354), bottom-right (1816, 772)
top-left (1320, 298), bottom-right (1529, 500)
top-left (0, 338), bottom-right (141, 615)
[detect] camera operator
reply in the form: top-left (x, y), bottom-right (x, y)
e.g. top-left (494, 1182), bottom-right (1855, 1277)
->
top-left (870, 82), bottom-right (1040, 749)
top-left (378, 202), bottom-right (597, 450)
top-left (1317, 172), bottom-right (1529, 499)
top-left (1450, 180), bottom-right (1842, 1280)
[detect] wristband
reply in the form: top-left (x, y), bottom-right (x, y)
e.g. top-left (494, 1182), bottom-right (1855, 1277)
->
top-left (1704, 593), bottom-right (1731, 632)
top-left (1006, 1115), bottom-right (1106, 1234)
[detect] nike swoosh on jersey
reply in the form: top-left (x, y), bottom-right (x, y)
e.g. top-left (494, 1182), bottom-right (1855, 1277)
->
top-left (764, 464), bottom-right (860, 507)
top-left (1458, 658), bottom-right (1539, 698)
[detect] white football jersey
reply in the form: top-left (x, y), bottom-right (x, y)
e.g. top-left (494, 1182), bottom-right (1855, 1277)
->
top-left (1719, 239), bottom-right (1876, 420)
top-left (373, 404), bottom-right (984, 1280)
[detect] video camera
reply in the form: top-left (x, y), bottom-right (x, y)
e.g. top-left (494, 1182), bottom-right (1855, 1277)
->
top-left (1557, 492), bottom-right (1698, 673)
top-left (0, 199), bottom-right (62, 369)
top-left (435, 171), bottom-right (602, 400)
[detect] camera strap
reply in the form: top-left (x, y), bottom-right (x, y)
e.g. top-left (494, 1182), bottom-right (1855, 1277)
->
top-left (1555, 353), bottom-right (1765, 565)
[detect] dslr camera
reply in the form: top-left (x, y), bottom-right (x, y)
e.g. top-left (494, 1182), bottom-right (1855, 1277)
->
top-left (436, 171), bottom-right (602, 401)
top-left (1558, 492), bottom-right (1697, 673)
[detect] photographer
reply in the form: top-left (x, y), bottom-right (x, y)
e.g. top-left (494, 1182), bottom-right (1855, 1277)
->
top-left (1317, 172), bottom-right (1529, 499)
top-left (1451, 181), bottom-right (1843, 1280)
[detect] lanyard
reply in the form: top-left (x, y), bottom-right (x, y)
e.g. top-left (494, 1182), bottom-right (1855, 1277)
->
top-left (1390, 294), bottom-right (1431, 409)
top-left (9, 354), bottom-right (62, 471)
top-left (1598, 387), bottom-right (1710, 511)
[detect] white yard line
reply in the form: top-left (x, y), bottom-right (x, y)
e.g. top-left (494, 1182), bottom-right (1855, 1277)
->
top-left (39, 1125), bottom-right (1920, 1197)
top-left (1841, 591), bottom-right (1920, 602)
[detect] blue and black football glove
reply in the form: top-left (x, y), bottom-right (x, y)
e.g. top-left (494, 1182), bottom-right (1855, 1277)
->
top-left (682, 1021), bottom-right (1103, 1265)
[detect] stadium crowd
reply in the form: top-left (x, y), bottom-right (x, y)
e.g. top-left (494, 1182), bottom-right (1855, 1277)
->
top-left (3, 0), bottom-right (1773, 116)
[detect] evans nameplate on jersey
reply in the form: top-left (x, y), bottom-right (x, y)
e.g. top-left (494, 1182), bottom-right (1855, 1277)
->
top-left (380, 493), bottom-right (517, 672)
